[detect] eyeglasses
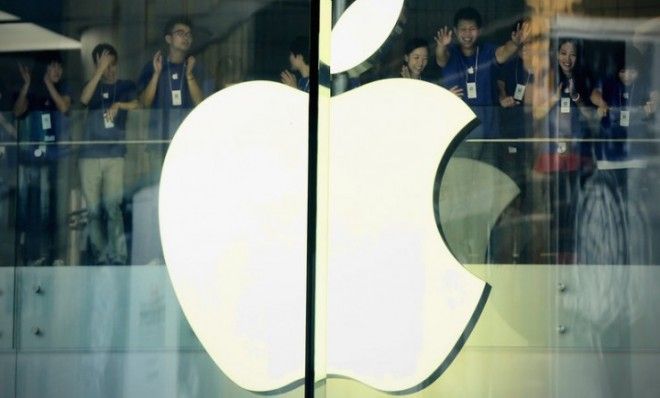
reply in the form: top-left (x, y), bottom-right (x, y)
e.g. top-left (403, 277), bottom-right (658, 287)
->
top-left (171, 30), bottom-right (193, 39)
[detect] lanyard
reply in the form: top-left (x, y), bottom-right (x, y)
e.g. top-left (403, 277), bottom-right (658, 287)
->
top-left (457, 46), bottom-right (479, 84)
top-left (618, 81), bottom-right (635, 109)
top-left (167, 61), bottom-right (186, 93)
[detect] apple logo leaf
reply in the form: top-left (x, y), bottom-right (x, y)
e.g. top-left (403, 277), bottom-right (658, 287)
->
top-left (331, 0), bottom-right (405, 74)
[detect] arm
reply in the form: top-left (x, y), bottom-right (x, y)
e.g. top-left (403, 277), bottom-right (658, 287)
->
top-left (186, 56), bottom-right (204, 106)
top-left (44, 75), bottom-right (71, 114)
top-left (434, 26), bottom-right (452, 68)
top-left (590, 88), bottom-right (608, 118)
top-left (13, 64), bottom-right (31, 117)
top-left (495, 22), bottom-right (530, 64)
top-left (80, 50), bottom-right (112, 106)
top-left (139, 51), bottom-right (162, 107)
top-left (105, 99), bottom-right (140, 122)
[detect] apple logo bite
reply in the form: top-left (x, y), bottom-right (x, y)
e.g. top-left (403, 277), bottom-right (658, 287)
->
top-left (159, 0), bottom-right (489, 394)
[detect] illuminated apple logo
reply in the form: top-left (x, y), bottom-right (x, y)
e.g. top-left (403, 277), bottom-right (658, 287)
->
top-left (160, 0), bottom-right (489, 394)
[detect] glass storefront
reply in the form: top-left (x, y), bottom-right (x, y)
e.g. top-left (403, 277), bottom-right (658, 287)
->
top-left (0, 0), bottom-right (658, 397)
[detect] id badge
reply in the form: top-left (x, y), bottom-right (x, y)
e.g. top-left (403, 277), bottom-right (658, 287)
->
top-left (467, 82), bottom-right (477, 99)
top-left (514, 84), bottom-right (526, 101)
top-left (560, 97), bottom-right (571, 113)
top-left (41, 113), bottom-right (52, 130)
top-left (172, 90), bottom-right (182, 106)
top-left (620, 110), bottom-right (630, 127)
top-left (103, 112), bottom-right (115, 129)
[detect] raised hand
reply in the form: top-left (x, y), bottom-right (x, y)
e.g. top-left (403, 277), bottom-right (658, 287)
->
top-left (280, 70), bottom-right (297, 88)
top-left (511, 21), bottom-right (531, 46)
top-left (400, 65), bottom-right (411, 79)
top-left (449, 85), bottom-right (464, 98)
top-left (96, 50), bottom-right (113, 73)
top-left (186, 56), bottom-right (196, 78)
top-left (153, 50), bottom-right (163, 75)
top-left (434, 26), bottom-right (453, 48)
top-left (106, 102), bottom-right (120, 122)
top-left (596, 105), bottom-right (609, 118)
top-left (18, 63), bottom-right (31, 88)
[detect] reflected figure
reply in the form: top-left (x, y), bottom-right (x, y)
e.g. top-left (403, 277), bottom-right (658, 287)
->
top-left (13, 54), bottom-right (71, 266)
top-left (79, 44), bottom-right (138, 265)
top-left (575, 169), bottom-right (651, 265)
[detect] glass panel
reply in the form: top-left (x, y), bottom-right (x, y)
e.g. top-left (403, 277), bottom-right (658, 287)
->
top-left (325, 0), bottom-right (659, 397)
top-left (0, 0), bottom-right (311, 397)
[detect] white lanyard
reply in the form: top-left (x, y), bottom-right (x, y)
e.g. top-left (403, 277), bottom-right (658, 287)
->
top-left (167, 62), bottom-right (186, 93)
top-left (100, 82), bottom-right (117, 114)
top-left (458, 46), bottom-right (479, 83)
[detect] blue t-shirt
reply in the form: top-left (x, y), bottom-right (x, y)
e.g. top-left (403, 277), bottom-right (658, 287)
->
top-left (596, 76), bottom-right (651, 160)
top-left (80, 79), bottom-right (137, 158)
top-left (441, 43), bottom-right (500, 138)
top-left (16, 81), bottom-right (71, 163)
top-left (498, 56), bottom-right (535, 138)
top-left (137, 60), bottom-right (207, 147)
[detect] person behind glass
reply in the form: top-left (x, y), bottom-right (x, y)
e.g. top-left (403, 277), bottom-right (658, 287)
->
top-left (12, 54), bottom-right (71, 266)
top-left (496, 36), bottom-right (535, 186)
top-left (138, 16), bottom-right (204, 172)
top-left (79, 43), bottom-right (138, 265)
top-left (434, 7), bottom-right (530, 143)
top-left (281, 36), bottom-right (310, 92)
top-left (497, 20), bottom-right (535, 139)
top-left (591, 47), bottom-right (657, 161)
top-left (532, 38), bottom-right (593, 263)
top-left (534, 38), bottom-right (592, 173)
top-left (400, 38), bottom-right (429, 81)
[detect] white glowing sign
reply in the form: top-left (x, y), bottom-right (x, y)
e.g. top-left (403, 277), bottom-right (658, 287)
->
top-left (160, 0), bottom-right (488, 393)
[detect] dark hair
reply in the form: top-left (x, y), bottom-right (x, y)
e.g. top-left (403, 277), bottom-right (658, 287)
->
top-left (36, 51), bottom-right (63, 67)
top-left (164, 16), bottom-right (193, 36)
top-left (289, 36), bottom-right (309, 65)
top-left (91, 43), bottom-right (118, 64)
top-left (404, 38), bottom-right (429, 56)
top-left (615, 46), bottom-right (644, 74)
top-left (555, 39), bottom-right (590, 97)
top-left (453, 7), bottom-right (482, 28)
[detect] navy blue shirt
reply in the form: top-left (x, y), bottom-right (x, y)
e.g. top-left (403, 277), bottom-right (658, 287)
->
top-left (137, 60), bottom-right (207, 147)
top-left (80, 79), bottom-right (137, 158)
top-left (441, 43), bottom-right (500, 138)
top-left (16, 81), bottom-right (71, 163)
